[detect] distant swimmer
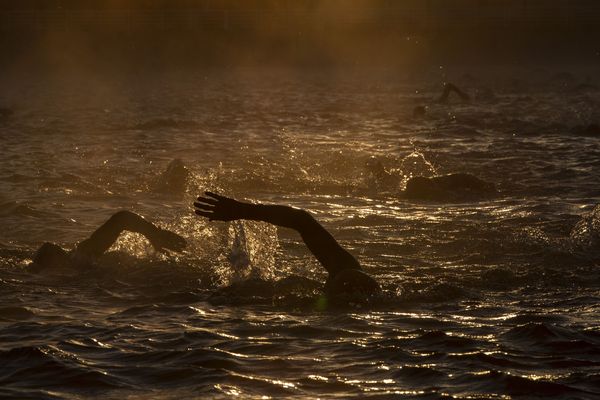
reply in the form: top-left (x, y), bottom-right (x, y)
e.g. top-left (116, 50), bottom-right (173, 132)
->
top-left (153, 159), bottom-right (191, 194)
top-left (29, 211), bottom-right (186, 272)
top-left (413, 82), bottom-right (470, 118)
top-left (364, 157), bottom-right (495, 201)
top-left (404, 173), bottom-right (496, 201)
top-left (436, 82), bottom-right (470, 104)
top-left (0, 107), bottom-right (12, 119)
top-left (194, 192), bottom-right (381, 299)
top-left (571, 123), bottom-right (600, 137)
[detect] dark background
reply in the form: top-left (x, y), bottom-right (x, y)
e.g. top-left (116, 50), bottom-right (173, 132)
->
top-left (1, 0), bottom-right (599, 72)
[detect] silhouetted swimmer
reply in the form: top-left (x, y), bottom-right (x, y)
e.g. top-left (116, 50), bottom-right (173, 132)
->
top-left (0, 107), bottom-right (12, 119)
top-left (194, 192), bottom-right (381, 299)
top-left (29, 211), bottom-right (186, 272)
top-left (437, 83), bottom-right (470, 104)
top-left (572, 83), bottom-right (598, 93)
top-left (412, 105), bottom-right (427, 118)
top-left (404, 173), bottom-right (496, 201)
top-left (153, 159), bottom-right (191, 194)
top-left (413, 82), bottom-right (470, 117)
top-left (364, 158), bottom-right (495, 201)
top-left (571, 123), bottom-right (600, 137)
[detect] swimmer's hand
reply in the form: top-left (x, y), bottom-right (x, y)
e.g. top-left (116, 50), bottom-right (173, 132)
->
top-left (194, 192), bottom-right (242, 221)
top-left (149, 228), bottom-right (187, 253)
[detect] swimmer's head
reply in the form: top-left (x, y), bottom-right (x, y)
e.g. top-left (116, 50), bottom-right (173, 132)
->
top-left (30, 242), bottom-right (69, 272)
top-left (324, 269), bottom-right (381, 299)
top-left (156, 158), bottom-right (190, 194)
top-left (413, 106), bottom-right (426, 117)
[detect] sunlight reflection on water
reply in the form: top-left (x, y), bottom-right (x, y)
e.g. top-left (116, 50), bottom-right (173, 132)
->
top-left (0, 72), bottom-right (599, 398)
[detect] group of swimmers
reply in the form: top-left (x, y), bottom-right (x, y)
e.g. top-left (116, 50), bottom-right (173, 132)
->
top-left (30, 169), bottom-right (500, 301)
top-left (27, 82), bottom-right (497, 300)
top-left (30, 191), bottom-right (381, 300)
top-left (42, 79), bottom-right (600, 301)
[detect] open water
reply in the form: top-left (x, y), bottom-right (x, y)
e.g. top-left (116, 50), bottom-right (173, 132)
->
top-left (0, 68), bottom-right (599, 399)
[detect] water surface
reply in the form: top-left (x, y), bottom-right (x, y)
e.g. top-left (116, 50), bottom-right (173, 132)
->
top-left (1, 69), bottom-right (599, 399)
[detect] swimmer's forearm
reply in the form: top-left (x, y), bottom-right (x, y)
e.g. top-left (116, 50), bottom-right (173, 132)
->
top-left (235, 202), bottom-right (308, 230)
top-left (196, 193), bottom-right (322, 234)
top-left (235, 202), bottom-right (361, 274)
top-left (77, 211), bottom-right (158, 256)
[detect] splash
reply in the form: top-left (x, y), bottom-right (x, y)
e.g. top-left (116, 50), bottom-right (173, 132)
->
top-left (570, 204), bottom-right (600, 256)
top-left (221, 220), bottom-right (279, 284)
top-left (399, 143), bottom-right (438, 189)
top-left (227, 221), bottom-right (251, 281)
top-left (108, 231), bottom-right (156, 259)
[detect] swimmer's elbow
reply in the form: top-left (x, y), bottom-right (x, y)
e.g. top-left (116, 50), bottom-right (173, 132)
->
top-left (292, 208), bottom-right (312, 222)
top-left (291, 208), bottom-right (321, 231)
top-left (109, 210), bottom-right (138, 225)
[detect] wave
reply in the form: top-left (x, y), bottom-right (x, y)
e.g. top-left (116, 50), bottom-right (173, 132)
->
top-left (392, 366), bottom-right (447, 383)
top-left (0, 201), bottom-right (48, 218)
top-left (570, 204), bottom-right (600, 256)
top-left (501, 323), bottom-right (600, 356)
top-left (0, 346), bottom-right (125, 392)
top-left (130, 118), bottom-right (198, 130)
top-left (0, 306), bottom-right (36, 322)
top-left (400, 282), bottom-right (471, 303)
top-left (412, 330), bottom-right (482, 351)
top-left (454, 369), bottom-right (586, 397)
top-left (208, 276), bottom-right (322, 306)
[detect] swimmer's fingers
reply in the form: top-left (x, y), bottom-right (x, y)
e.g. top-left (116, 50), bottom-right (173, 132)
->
top-left (194, 199), bottom-right (220, 220)
top-left (196, 196), bottom-right (218, 206)
top-left (194, 207), bottom-right (235, 222)
top-left (195, 192), bottom-right (240, 222)
top-left (194, 209), bottom-right (223, 222)
top-left (194, 210), bottom-right (212, 218)
top-left (194, 201), bottom-right (215, 210)
top-left (204, 191), bottom-right (229, 201)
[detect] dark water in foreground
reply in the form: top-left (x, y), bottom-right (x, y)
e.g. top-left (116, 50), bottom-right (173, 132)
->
top-left (1, 69), bottom-right (600, 399)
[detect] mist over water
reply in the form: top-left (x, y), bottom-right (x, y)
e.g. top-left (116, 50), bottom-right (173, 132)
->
top-left (1, 67), bottom-right (600, 398)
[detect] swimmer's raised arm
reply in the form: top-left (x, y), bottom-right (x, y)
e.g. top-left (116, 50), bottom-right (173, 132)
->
top-left (194, 192), bottom-right (361, 276)
top-left (437, 82), bottom-right (470, 103)
top-left (75, 211), bottom-right (186, 258)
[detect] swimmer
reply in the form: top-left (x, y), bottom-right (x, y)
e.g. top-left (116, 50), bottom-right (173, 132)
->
top-left (29, 211), bottom-right (186, 272)
top-left (194, 192), bottom-right (381, 298)
top-left (437, 82), bottom-right (470, 103)
top-left (0, 107), bottom-right (12, 119)
top-left (413, 82), bottom-right (470, 117)
top-left (571, 123), bottom-right (600, 136)
top-left (153, 158), bottom-right (191, 194)
top-left (363, 156), bottom-right (495, 201)
top-left (404, 173), bottom-right (496, 201)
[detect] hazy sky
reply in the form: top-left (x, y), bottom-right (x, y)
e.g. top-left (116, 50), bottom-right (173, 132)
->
top-left (1, 1), bottom-right (598, 71)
